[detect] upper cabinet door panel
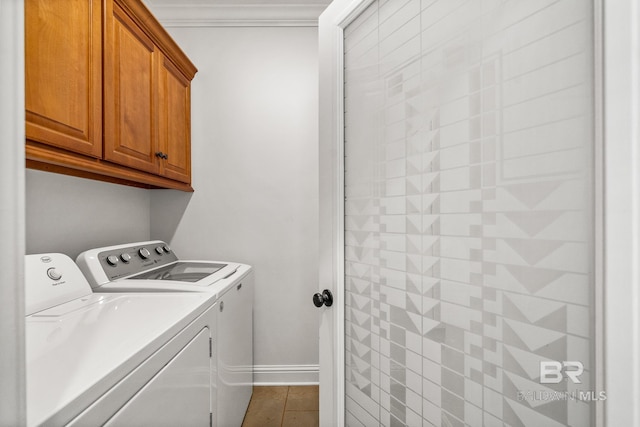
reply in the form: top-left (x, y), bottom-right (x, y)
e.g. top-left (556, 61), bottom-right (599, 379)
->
top-left (159, 56), bottom-right (191, 184)
top-left (25, 0), bottom-right (102, 158)
top-left (103, 1), bottom-right (158, 174)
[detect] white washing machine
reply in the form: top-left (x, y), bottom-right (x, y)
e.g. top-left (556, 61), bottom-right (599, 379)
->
top-left (25, 253), bottom-right (218, 426)
top-left (76, 241), bottom-right (253, 427)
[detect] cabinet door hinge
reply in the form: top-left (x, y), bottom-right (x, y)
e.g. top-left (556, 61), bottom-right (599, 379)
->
top-left (209, 337), bottom-right (212, 357)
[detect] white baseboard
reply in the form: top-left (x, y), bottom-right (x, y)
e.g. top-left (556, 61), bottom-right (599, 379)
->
top-left (253, 364), bottom-right (319, 386)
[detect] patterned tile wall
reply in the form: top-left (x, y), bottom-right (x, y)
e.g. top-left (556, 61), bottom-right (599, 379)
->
top-left (343, 1), bottom-right (595, 426)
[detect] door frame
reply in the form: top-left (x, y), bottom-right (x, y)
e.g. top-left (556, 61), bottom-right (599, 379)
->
top-left (0, 0), bottom-right (26, 424)
top-left (319, 0), bottom-right (640, 426)
top-left (602, 0), bottom-right (640, 426)
top-left (318, 1), bottom-right (374, 426)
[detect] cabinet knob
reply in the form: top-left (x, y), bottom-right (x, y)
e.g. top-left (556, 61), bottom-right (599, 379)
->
top-left (155, 151), bottom-right (168, 159)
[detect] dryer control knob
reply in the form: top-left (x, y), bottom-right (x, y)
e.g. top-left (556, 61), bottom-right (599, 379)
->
top-left (106, 255), bottom-right (119, 266)
top-left (139, 248), bottom-right (151, 259)
top-left (47, 268), bottom-right (62, 281)
top-left (120, 253), bottom-right (132, 263)
top-left (163, 245), bottom-right (171, 253)
top-left (155, 246), bottom-right (164, 255)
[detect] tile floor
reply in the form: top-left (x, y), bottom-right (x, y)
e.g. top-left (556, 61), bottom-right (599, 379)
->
top-left (241, 386), bottom-right (319, 427)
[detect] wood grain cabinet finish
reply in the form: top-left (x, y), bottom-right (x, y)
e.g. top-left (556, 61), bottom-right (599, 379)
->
top-left (158, 55), bottom-right (191, 183)
top-left (104, 0), bottom-right (159, 175)
top-left (25, 0), bottom-right (102, 158)
top-left (25, 0), bottom-right (197, 191)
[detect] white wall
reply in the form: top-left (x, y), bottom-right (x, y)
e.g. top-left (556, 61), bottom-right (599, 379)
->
top-left (26, 170), bottom-right (151, 259)
top-left (150, 26), bottom-right (320, 383)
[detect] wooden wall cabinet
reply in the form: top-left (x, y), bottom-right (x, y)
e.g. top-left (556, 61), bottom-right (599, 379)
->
top-left (25, 0), bottom-right (197, 191)
top-left (25, 0), bottom-right (103, 159)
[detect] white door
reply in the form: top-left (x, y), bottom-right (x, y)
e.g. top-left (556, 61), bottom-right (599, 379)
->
top-left (319, 2), bottom-right (375, 425)
top-left (317, 0), bottom-right (631, 426)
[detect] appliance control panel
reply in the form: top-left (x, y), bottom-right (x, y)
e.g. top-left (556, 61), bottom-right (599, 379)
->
top-left (98, 243), bottom-right (179, 281)
top-left (25, 253), bottom-right (93, 316)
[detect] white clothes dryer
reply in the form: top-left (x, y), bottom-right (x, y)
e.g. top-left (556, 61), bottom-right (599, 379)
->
top-left (76, 241), bottom-right (253, 427)
top-left (25, 253), bottom-right (218, 427)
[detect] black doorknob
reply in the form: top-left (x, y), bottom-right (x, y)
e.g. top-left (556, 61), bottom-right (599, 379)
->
top-left (313, 289), bottom-right (333, 308)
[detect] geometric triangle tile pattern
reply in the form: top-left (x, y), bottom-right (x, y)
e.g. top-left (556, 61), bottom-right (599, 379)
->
top-left (343, 1), bottom-right (595, 426)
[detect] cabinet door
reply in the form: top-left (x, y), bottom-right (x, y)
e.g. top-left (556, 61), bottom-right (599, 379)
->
top-left (103, 0), bottom-right (159, 174)
top-left (158, 56), bottom-right (192, 184)
top-left (25, 0), bottom-right (102, 158)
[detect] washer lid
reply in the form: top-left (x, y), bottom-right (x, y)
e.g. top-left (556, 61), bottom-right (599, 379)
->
top-left (128, 261), bottom-right (236, 283)
top-left (26, 292), bottom-right (215, 427)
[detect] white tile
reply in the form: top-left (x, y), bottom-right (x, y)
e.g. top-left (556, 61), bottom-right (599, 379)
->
top-left (406, 407), bottom-right (423, 426)
top-left (440, 213), bottom-right (481, 236)
top-left (440, 236), bottom-right (480, 259)
top-left (464, 378), bottom-right (483, 408)
top-left (343, 0), bottom-right (596, 425)
top-left (440, 121), bottom-right (470, 148)
top-left (381, 233), bottom-right (406, 251)
top-left (380, 0), bottom-right (412, 23)
top-left (537, 242), bottom-right (589, 273)
top-left (441, 301), bottom-right (482, 330)
top-left (385, 141), bottom-right (406, 161)
top-left (440, 96), bottom-right (470, 126)
top-left (406, 387), bottom-right (423, 415)
top-left (502, 148), bottom-right (587, 179)
top-left (502, 85), bottom-right (589, 133)
top-left (422, 356), bottom-right (441, 384)
top-left (440, 144), bottom-right (471, 170)
top-left (440, 280), bottom-right (481, 306)
top-left (380, 0), bottom-right (420, 41)
top-left (440, 168), bottom-right (471, 192)
top-left (381, 249), bottom-right (407, 271)
top-left (384, 121), bottom-right (407, 144)
top-left (483, 387), bottom-right (503, 418)
top-left (503, 116), bottom-right (588, 159)
top-left (502, 21), bottom-right (589, 81)
top-left (423, 337), bottom-right (441, 364)
top-left (498, 0), bottom-right (588, 55)
top-left (346, 389), bottom-right (380, 425)
top-left (380, 36), bottom-right (421, 74)
top-left (567, 303), bottom-right (591, 338)
top-left (381, 215), bottom-right (406, 233)
top-left (382, 284), bottom-right (407, 308)
top-left (423, 397), bottom-right (442, 425)
top-left (465, 402), bottom-right (483, 427)
top-left (502, 54), bottom-right (589, 107)
top-left (407, 330), bottom-right (422, 354)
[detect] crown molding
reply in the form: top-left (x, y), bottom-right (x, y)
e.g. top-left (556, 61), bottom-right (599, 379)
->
top-left (146, 4), bottom-right (326, 27)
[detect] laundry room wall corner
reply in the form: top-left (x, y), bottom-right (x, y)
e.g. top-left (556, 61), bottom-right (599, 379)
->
top-left (148, 24), bottom-right (320, 384)
top-left (150, 189), bottom-right (193, 243)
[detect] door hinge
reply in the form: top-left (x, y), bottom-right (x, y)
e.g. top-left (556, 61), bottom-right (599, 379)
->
top-left (209, 412), bottom-right (213, 427)
top-left (209, 337), bottom-right (212, 357)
